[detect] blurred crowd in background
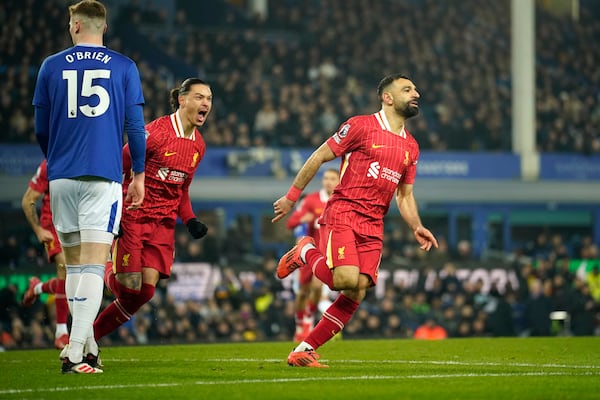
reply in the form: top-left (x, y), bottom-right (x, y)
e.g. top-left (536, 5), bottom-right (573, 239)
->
top-left (1, 0), bottom-right (600, 348)
top-left (1, 0), bottom-right (599, 152)
top-left (1, 220), bottom-right (599, 348)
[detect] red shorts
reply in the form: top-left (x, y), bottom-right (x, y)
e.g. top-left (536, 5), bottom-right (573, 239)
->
top-left (43, 223), bottom-right (62, 263)
top-left (113, 219), bottom-right (175, 279)
top-left (319, 224), bottom-right (382, 286)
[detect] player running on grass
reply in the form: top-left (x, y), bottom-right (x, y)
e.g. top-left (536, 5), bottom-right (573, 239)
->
top-left (93, 78), bottom-right (212, 344)
top-left (285, 168), bottom-right (339, 342)
top-left (21, 159), bottom-right (69, 350)
top-left (272, 73), bottom-right (438, 367)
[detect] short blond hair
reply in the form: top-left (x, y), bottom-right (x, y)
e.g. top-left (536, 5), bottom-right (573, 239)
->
top-left (69, 0), bottom-right (106, 32)
top-left (69, 0), bottom-right (106, 19)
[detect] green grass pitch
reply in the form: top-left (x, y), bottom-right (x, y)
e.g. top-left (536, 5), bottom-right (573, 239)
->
top-left (0, 337), bottom-right (598, 400)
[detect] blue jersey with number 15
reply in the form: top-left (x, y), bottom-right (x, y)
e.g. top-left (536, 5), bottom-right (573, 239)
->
top-left (33, 44), bottom-right (144, 183)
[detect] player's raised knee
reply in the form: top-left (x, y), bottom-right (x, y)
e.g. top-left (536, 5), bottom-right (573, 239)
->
top-left (332, 270), bottom-right (359, 290)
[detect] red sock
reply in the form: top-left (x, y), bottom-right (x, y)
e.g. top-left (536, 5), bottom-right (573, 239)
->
top-left (306, 301), bottom-right (318, 318)
top-left (305, 294), bottom-right (359, 350)
top-left (94, 290), bottom-right (137, 340)
top-left (295, 310), bottom-right (305, 325)
top-left (54, 279), bottom-right (68, 324)
top-left (306, 249), bottom-right (334, 290)
top-left (104, 263), bottom-right (118, 296)
top-left (94, 282), bottom-right (155, 340)
top-left (139, 283), bottom-right (156, 305)
top-left (41, 278), bottom-right (59, 294)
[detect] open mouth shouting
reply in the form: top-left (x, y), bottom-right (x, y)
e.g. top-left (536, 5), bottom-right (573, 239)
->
top-left (196, 109), bottom-right (209, 125)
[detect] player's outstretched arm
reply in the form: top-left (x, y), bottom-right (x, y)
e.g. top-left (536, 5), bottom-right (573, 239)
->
top-left (396, 183), bottom-right (438, 252)
top-left (272, 142), bottom-right (336, 223)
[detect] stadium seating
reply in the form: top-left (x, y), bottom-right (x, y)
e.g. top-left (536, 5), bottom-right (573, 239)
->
top-left (1, 0), bottom-right (599, 152)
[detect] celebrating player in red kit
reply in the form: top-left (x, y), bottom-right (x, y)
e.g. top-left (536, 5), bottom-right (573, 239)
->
top-left (93, 78), bottom-right (212, 343)
top-left (272, 73), bottom-right (438, 367)
top-left (21, 159), bottom-right (70, 350)
top-left (285, 168), bottom-right (339, 342)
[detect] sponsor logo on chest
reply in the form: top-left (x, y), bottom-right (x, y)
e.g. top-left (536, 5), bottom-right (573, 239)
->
top-left (157, 167), bottom-right (188, 183)
top-left (366, 161), bottom-right (402, 184)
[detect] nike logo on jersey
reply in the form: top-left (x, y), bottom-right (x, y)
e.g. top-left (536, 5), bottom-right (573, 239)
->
top-left (164, 151), bottom-right (177, 157)
top-left (371, 144), bottom-right (386, 149)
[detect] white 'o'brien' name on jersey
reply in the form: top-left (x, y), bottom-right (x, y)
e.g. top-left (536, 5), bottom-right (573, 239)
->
top-left (64, 50), bottom-right (112, 64)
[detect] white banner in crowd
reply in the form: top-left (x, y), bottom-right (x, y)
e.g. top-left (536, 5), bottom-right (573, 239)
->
top-left (167, 263), bottom-right (520, 302)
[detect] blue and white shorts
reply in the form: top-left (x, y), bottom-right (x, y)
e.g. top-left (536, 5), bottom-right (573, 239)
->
top-left (49, 178), bottom-right (122, 246)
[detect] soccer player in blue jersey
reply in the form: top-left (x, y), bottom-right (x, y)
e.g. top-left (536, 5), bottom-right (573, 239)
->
top-left (32, 0), bottom-right (146, 374)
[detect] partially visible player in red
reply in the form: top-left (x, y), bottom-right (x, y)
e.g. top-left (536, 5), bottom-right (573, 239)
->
top-left (93, 78), bottom-right (212, 341)
top-left (21, 159), bottom-right (70, 349)
top-left (414, 317), bottom-right (448, 340)
top-left (285, 168), bottom-right (339, 342)
top-left (272, 73), bottom-right (438, 367)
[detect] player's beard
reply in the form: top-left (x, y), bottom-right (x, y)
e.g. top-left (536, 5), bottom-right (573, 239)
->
top-left (396, 102), bottom-right (419, 119)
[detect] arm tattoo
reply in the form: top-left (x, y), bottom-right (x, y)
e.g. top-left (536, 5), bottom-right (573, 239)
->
top-left (29, 203), bottom-right (40, 227)
top-left (24, 202), bottom-right (41, 230)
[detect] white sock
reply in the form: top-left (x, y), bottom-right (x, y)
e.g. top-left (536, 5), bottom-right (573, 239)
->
top-left (300, 243), bottom-right (316, 263)
top-left (85, 335), bottom-right (99, 357)
top-left (33, 282), bottom-right (43, 295)
top-left (68, 264), bottom-right (104, 363)
top-left (293, 341), bottom-right (314, 353)
top-left (65, 265), bottom-right (82, 315)
top-left (55, 323), bottom-right (68, 337)
top-left (67, 340), bottom-right (85, 363)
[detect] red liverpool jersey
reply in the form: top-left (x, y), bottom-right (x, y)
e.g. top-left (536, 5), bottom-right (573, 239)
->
top-left (323, 109), bottom-right (420, 239)
top-left (123, 111), bottom-right (206, 224)
top-left (28, 160), bottom-right (53, 229)
top-left (286, 189), bottom-right (330, 245)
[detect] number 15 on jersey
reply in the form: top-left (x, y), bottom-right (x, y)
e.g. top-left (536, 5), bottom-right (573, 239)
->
top-left (62, 69), bottom-right (111, 119)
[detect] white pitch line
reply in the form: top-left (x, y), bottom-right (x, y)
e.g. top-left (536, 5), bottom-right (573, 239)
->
top-left (206, 358), bottom-right (600, 370)
top-left (5, 357), bottom-right (599, 370)
top-left (1, 371), bottom-right (599, 395)
top-left (194, 371), bottom-right (600, 384)
top-left (0, 383), bottom-right (181, 395)
top-left (2, 358), bottom-right (142, 364)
